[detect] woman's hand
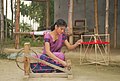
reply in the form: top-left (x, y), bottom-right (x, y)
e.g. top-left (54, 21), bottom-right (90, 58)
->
top-left (61, 60), bottom-right (67, 67)
top-left (75, 39), bottom-right (82, 47)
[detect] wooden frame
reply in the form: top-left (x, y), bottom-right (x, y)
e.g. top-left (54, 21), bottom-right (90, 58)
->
top-left (23, 42), bottom-right (73, 79)
top-left (73, 19), bottom-right (87, 43)
top-left (24, 0), bottom-right (47, 2)
top-left (74, 20), bottom-right (85, 26)
top-left (73, 19), bottom-right (87, 34)
top-left (79, 34), bottom-right (110, 65)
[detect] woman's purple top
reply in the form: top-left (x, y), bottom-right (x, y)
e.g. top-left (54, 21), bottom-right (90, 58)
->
top-left (30, 32), bottom-right (67, 73)
top-left (42, 32), bottom-right (67, 54)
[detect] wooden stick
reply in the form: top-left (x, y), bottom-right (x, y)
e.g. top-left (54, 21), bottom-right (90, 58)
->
top-left (15, 0), bottom-right (20, 49)
top-left (14, 32), bottom-right (30, 35)
top-left (24, 43), bottom-right (30, 76)
top-left (114, 0), bottom-right (118, 48)
top-left (29, 73), bottom-right (68, 78)
top-left (46, 0), bottom-right (50, 29)
top-left (68, 0), bottom-right (74, 44)
top-left (24, 0), bottom-right (47, 2)
top-left (105, 0), bottom-right (109, 35)
top-left (94, 0), bottom-right (99, 34)
top-left (25, 54), bottom-right (71, 74)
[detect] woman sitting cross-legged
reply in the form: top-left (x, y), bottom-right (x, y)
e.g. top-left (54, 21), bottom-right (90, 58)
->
top-left (30, 19), bottom-right (81, 73)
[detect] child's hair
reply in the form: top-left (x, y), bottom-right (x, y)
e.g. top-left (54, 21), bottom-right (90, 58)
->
top-left (51, 19), bottom-right (67, 31)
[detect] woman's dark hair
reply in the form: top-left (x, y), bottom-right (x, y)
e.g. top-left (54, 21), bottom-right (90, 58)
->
top-left (51, 19), bottom-right (67, 31)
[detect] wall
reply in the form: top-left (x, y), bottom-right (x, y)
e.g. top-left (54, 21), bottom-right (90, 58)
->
top-left (54, 0), bottom-right (120, 48)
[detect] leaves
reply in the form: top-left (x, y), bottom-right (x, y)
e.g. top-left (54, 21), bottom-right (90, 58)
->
top-left (20, 22), bottom-right (32, 32)
top-left (20, 0), bottom-right (54, 30)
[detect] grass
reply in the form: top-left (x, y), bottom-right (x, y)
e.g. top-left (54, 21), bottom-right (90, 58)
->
top-left (0, 36), bottom-right (44, 49)
top-left (0, 36), bottom-right (44, 59)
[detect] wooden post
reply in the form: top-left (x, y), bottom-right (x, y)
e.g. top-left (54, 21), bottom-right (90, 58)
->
top-left (46, 0), bottom-right (50, 29)
top-left (94, 0), bottom-right (99, 34)
top-left (114, 0), bottom-right (118, 48)
top-left (15, 0), bottom-right (20, 49)
top-left (84, 0), bottom-right (86, 18)
top-left (105, 0), bottom-right (110, 54)
top-left (105, 0), bottom-right (109, 35)
top-left (24, 42), bottom-right (30, 76)
top-left (5, 0), bottom-right (8, 41)
top-left (68, 0), bottom-right (74, 44)
top-left (0, 0), bottom-right (4, 42)
top-left (11, 0), bottom-right (14, 39)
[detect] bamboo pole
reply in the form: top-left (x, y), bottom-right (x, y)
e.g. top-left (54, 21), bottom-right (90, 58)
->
top-left (24, 0), bottom-right (47, 1)
top-left (84, 0), bottom-right (87, 32)
top-left (15, 0), bottom-right (20, 49)
top-left (105, 0), bottom-right (109, 35)
top-left (0, 0), bottom-right (4, 42)
top-left (14, 32), bottom-right (30, 35)
top-left (29, 73), bottom-right (68, 78)
top-left (94, 0), bottom-right (99, 60)
top-left (94, 0), bottom-right (99, 34)
top-left (105, 0), bottom-right (110, 56)
top-left (68, 0), bottom-right (74, 44)
top-left (26, 55), bottom-right (71, 74)
top-left (5, 0), bottom-right (8, 41)
top-left (84, 0), bottom-right (86, 18)
top-left (46, 0), bottom-right (50, 29)
top-left (11, 0), bottom-right (14, 39)
top-left (114, 0), bottom-right (118, 48)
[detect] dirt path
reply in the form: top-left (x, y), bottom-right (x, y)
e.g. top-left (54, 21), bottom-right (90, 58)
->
top-left (0, 48), bottom-right (120, 81)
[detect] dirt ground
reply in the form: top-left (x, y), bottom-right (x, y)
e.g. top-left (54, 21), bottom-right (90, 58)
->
top-left (0, 47), bottom-right (120, 81)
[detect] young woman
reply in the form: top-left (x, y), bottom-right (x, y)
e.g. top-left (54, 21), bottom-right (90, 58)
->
top-left (30, 19), bottom-right (81, 73)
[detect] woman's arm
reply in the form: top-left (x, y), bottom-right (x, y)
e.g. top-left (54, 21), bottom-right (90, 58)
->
top-left (45, 42), bottom-right (67, 66)
top-left (64, 39), bottom-right (81, 50)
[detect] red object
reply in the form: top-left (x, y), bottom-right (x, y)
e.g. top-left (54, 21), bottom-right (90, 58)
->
top-left (81, 40), bottom-right (110, 45)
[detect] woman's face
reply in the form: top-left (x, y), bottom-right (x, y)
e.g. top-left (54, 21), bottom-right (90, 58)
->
top-left (55, 25), bottom-right (66, 35)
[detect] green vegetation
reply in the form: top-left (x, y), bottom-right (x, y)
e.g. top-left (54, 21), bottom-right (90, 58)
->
top-left (0, 0), bottom-right (54, 57)
top-left (20, 0), bottom-right (54, 30)
top-left (0, 53), bottom-right (8, 59)
top-left (0, 0), bottom-right (54, 49)
top-left (20, 36), bottom-right (44, 47)
top-left (0, 36), bottom-right (44, 48)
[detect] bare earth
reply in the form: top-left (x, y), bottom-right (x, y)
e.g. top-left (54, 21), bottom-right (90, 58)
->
top-left (0, 47), bottom-right (120, 81)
